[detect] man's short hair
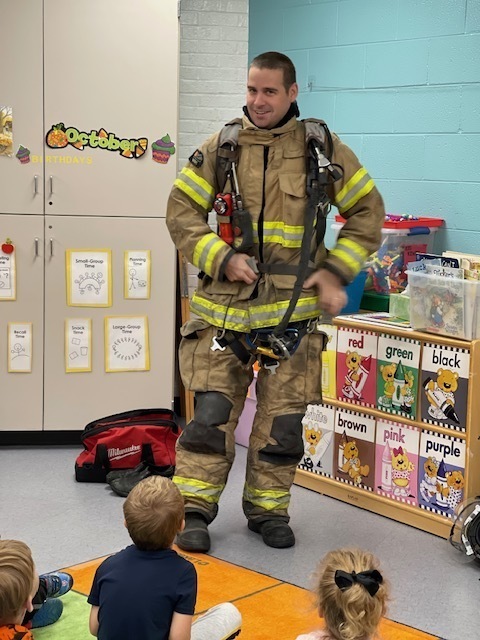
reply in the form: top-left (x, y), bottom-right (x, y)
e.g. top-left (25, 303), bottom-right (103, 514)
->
top-left (0, 540), bottom-right (35, 625)
top-left (123, 476), bottom-right (184, 550)
top-left (250, 51), bottom-right (297, 90)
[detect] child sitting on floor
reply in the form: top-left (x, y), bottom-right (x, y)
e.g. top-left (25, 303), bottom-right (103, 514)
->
top-left (0, 539), bottom-right (74, 639)
top-left (88, 475), bottom-right (242, 640)
top-left (0, 539), bottom-right (39, 639)
top-left (296, 548), bottom-right (389, 640)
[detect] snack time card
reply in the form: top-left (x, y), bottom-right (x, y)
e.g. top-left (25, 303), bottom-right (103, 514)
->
top-left (420, 342), bottom-right (469, 432)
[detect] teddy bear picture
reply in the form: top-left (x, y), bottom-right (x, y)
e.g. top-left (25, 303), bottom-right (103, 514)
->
top-left (391, 446), bottom-right (415, 497)
top-left (424, 368), bottom-right (459, 423)
top-left (342, 351), bottom-right (372, 401)
top-left (436, 469), bottom-right (465, 511)
top-left (378, 362), bottom-right (397, 409)
top-left (419, 456), bottom-right (439, 503)
top-left (341, 440), bottom-right (370, 486)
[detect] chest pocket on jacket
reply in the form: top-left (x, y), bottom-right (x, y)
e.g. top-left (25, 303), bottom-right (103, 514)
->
top-left (278, 173), bottom-right (307, 230)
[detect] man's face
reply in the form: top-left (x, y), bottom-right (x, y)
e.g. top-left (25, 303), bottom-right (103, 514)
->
top-left (246, 66), bottom-right (298, 129)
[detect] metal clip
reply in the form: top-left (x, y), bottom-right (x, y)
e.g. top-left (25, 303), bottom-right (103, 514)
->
top-left (268, 334), bottom-right (291, 360)
top-left (263, 359), bottom-right (279, 375)
top-left (210, 329), bottom-right (226, 352)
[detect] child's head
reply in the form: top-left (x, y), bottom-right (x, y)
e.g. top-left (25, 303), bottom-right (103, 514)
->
top-left (0, 539), bottom-right (38, 625)
top-left (313, 548), bottom-right (388, 640)
top-left (123, 476), bottom-right (184, 550)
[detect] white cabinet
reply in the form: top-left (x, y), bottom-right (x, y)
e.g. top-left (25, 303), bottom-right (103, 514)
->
top-left (0, 1), bottom-right (179, 431)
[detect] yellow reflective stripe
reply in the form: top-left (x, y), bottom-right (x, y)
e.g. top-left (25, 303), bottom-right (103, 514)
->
top-left (335, 168), bottom-right (375, 213)
top-left (173, 476), bottom-right (224, 504)
top-left (190, 293), bottom-right (319, 331)
top-left (191, 293), bottom-right (250, 331)
top-left (174, 167), bottom-right (215, 211)
top-left (262, 221), bottom-right (304, 247)
top-left (330, 238), bottom-right (369, 274)
top-left (243, 483), bottom-right (290, 511)
top-left (192, 233), bottom-right (226, 275)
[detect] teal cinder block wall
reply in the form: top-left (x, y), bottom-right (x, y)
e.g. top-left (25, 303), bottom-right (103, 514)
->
top-left (249, 0), bottom-right (480, 253)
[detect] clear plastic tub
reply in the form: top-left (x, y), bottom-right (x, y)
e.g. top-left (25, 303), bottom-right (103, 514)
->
top-left (407, 270), bottom-right (480, 340)
top-left (332, 216), bottom-right (443, 295)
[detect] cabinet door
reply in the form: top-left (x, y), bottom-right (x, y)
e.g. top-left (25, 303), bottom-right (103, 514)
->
top-left (43, 0), bottom-right (178, 218)
top-left (0, 1), bottom-right (44, 215)
top-left (43, 215), bottom-right (175, 430)
top-left (0, 216), bottom-right (44, 430)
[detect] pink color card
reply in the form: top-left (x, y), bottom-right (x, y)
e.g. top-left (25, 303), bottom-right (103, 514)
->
top-left (336, 327), bottom-right (378, 407)
top-left (375, 418), bottom-right (420, 506)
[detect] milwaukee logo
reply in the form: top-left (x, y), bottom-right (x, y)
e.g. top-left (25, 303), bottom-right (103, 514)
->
top-left (108, 444), bottom-right (141, 461)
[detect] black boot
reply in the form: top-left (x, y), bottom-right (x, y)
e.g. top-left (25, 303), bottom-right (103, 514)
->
top-left (176, 513), bottom-right (211, 552)
top-left (248, 520), bottom-right (295, 548)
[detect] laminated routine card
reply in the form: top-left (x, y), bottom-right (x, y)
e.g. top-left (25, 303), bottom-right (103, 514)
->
top-left (65, 318), bottom-right (92, 372)
top-left (124, 250), bottom-right (151, 299)
top-left (66, 249), bottom-right (112, 307)
top-left (8, 323), bottom-right (32, 372)
top-left (105, 316), bottom-right (150, 372)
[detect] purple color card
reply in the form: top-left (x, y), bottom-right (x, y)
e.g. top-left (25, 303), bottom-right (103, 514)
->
top-left (418, 429), bottom-right (466, 519)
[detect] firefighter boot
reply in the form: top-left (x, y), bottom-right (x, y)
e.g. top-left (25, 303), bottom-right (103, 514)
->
top-left (176, 512), bottom-right (211, 553)
top-left (248, 520), bottom-right (295, 548)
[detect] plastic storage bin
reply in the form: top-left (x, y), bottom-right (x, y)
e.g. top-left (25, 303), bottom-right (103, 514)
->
top-left (332, 215), bottom-right (443, 296)
top-left (407, 270), bottom-right (480, 340)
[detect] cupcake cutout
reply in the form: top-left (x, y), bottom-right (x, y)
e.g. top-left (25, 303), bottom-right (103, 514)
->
top-left (16, 145), bottom-right (31, 164)
top-left (152, 134), bottom-right (175, 164)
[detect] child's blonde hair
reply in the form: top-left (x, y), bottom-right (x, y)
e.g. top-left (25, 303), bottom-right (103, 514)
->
top-left (314, 548), bottom-right (388, 640)
top-left (123, 476), bottom-right (184, 550)
top-left (0, 540), bottom-right (35, 625)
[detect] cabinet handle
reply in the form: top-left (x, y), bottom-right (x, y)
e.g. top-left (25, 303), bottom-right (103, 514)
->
top-left (49, 175), bottom-right (54, 197)
top-left (50, 238), bottom-right (54, 257)
top-left (35, 237), bottom-right (39, 257)
top-left (34, 175), bottom-right (39, 195)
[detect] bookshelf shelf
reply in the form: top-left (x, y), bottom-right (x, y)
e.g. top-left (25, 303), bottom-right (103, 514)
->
top-left (294, 318), bottom-right (480, 539)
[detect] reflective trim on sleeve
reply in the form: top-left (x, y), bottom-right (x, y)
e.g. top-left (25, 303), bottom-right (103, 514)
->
top-left (243, 483), bottom-right (291, 511)
top-left (174, 167), bottom-right (215, 211)
top-left (173, 476), bottom-right (224, 504)
top-left (192, 233), bottom-right (227, 275)
top-left (335, 167), bottom-right (375, 214)
top-left (329, 237), bottom-right (369, 275)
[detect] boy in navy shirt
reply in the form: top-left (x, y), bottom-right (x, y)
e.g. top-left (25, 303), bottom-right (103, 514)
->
top-left (88, 476), bottom-right (241, 640)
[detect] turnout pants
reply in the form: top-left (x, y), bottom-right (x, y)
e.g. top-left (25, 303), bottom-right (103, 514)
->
top-left (174, 321), bottom-right (324, 524)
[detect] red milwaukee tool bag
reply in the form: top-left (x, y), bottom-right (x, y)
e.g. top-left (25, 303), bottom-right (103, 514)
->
top-left (75, 408), bottom-right (180, 483)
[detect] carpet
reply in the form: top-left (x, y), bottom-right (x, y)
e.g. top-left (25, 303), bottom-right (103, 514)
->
top-left (32, 548), bottom-right (440, 640)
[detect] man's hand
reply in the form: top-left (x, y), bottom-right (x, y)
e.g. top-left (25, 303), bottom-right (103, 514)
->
top-left (304, 268), bottom-right (348, 316)
top-left (224, 253), bottom-right (259, 284)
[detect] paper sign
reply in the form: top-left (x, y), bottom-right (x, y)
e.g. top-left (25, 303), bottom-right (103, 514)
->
top-left (124, 250), bottom-right (151, 299)
top-left (8, 323), bottom-right (32, 372)
top-left (65, 318), bottom-right (92, 372)
top-left (66, 249), bottom-right (112, 307)
top-left (0, 248), bottom-right (16, 300)
top-left (105, 316), bottom-right (150, 372)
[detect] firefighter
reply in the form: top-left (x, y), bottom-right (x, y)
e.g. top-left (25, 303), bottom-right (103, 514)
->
top-left (166, 51), bottom-right (385, 551)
